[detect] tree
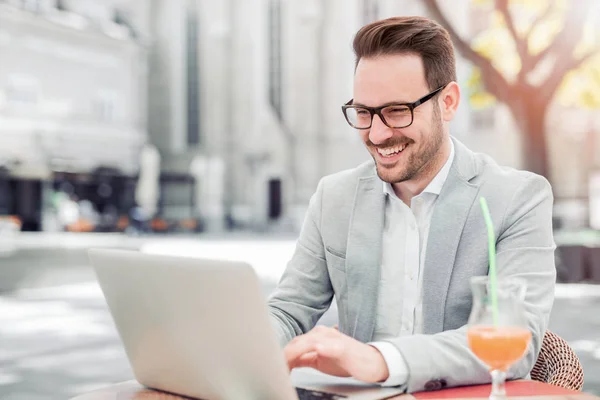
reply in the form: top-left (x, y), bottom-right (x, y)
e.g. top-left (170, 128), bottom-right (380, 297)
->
top-left (423, 0), bottom-right (600, 179)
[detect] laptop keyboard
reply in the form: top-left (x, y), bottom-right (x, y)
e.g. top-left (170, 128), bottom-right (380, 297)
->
top-left (296, 387), bottom-right (348, 399)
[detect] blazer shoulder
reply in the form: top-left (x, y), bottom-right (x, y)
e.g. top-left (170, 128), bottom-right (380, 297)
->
top-left (320, 160), bottom-right (375, 191)
top-left (474, 153), bottom-right (551, 194)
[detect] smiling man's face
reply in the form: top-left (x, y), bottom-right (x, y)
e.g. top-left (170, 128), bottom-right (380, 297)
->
top-left (354, 53), bottom-right (446, 184)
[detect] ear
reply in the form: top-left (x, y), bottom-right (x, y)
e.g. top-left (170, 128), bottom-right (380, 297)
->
top-left (439, 81), bottom-right (460, 122)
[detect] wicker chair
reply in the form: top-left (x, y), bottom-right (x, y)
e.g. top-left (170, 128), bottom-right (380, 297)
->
top-left (530, 330), bottom-right (584, 390)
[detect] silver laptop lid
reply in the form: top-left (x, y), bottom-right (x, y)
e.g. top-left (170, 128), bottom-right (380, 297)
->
top-left (89, 248), bottom-right (298, 400)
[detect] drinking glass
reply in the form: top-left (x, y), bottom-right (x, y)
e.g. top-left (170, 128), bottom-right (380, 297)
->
top-left (467, 276), bottom-right (531, 400)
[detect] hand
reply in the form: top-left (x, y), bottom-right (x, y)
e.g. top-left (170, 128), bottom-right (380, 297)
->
top-left (283, 326), bottom-right (390, 383)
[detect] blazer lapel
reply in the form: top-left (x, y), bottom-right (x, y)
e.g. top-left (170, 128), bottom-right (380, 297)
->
top-left (346, 175), bottom-right (385, 343)
top-left (422, 138), bottom-right (480, 334)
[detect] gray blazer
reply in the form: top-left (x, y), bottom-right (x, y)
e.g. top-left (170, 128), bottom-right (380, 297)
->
top-left (268, 137), bottom-right (556, 392)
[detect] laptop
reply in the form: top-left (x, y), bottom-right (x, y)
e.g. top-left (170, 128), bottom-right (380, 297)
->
top-left (88, 248), bottom-right (406, 400)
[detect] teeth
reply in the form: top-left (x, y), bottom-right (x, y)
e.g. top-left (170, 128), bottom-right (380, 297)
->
top-left (377, 143), bottom-right (408, 156)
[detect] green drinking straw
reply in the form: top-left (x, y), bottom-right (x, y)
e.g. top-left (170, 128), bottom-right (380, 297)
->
top-left (479, 197), bottom-right (499, 327)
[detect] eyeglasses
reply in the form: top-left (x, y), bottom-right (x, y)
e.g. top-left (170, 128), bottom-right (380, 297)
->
top-left (341, 84), bottom-right (447, 130)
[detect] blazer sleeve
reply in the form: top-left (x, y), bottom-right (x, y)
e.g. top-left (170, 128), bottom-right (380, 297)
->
top-left (267, 178), bottom-right (335, 347)
top-left (383, 174), bottom-right (556, 392)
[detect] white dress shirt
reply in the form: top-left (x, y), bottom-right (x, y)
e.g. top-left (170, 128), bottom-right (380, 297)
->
top-left (369, 141), bottom-right (455, 387)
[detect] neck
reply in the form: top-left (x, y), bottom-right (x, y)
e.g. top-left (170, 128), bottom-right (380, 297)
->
top-left (392, 136), bottom-right (451, 205)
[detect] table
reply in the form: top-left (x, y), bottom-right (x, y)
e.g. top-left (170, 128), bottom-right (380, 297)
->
top-left (72, 379), bottom-right (600, 400)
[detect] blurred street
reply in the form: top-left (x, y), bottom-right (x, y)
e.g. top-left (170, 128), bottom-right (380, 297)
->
top-left (0, 234), bottom-right (599, 400)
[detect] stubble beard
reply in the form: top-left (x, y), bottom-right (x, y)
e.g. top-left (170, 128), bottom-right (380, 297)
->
top-left (374, 105), bottom-right (445, 184)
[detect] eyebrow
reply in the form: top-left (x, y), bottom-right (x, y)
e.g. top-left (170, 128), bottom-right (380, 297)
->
top-left (351, 100), bottom-right (412, 108)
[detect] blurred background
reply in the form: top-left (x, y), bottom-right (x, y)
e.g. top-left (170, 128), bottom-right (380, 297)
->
top-left (0, 0), bottom-right (599, 399)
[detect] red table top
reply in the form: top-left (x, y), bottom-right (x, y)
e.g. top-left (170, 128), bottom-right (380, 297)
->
top-left (72, 379), bottom-right (597, 400)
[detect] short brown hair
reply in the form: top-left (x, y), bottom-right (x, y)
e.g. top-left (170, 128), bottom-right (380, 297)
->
top-left (353, 16), bottom-right (456, 91)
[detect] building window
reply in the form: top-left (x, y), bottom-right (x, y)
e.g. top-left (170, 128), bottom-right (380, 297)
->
top-left (268, 0), bottom-right (283, 121)
top-left (186, 5), bottom-right (200, 146)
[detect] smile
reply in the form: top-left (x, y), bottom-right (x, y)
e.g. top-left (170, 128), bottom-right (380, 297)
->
top-left (376, 143), bottom-right (409, 158)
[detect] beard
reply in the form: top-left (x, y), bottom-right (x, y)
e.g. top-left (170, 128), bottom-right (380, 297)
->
top-left (370, 105), bottom-right (444, 184)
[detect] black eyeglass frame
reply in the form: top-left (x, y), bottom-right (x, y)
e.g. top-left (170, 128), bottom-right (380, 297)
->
top-left (341, 84), bottom-right (448, 129)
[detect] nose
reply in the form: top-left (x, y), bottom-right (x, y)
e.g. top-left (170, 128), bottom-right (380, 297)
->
top-left (368, 114), bottom-right (393, 145)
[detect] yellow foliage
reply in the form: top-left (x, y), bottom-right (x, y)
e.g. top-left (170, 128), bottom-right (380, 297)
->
top-left (466, 68), bottom-right (497, 109)
top-left (470, 91), bottom-right (498, 109)
top-left (471, 11), bottom-right (521, 82)
top-left (468, 0), bottom-right (600, 110)
top-left (557, 53), bottom-right (600, 109)
top-left (527, 13), bottom-right (564, 55)
top-left (573, 20), bottom-right (599, 58)
top-left (466, 68), bottom-right (483, 90)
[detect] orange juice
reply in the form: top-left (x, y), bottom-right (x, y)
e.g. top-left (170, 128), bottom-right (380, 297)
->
top-left (467, 326), bottom-right (531, 371)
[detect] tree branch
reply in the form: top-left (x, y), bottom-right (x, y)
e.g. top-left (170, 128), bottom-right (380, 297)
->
top-left (521, 0), bottom-right (555, 73)
top-left (496, 0), bottom-right (529, 80)
top-left (540, 48), bottom-right (600, 105)
top-left (528, 0), bottom-right (555, 35)
top-left (528, 1), bottom-right (592, 70)
top-left (423, 0), bottom-right (513, 104)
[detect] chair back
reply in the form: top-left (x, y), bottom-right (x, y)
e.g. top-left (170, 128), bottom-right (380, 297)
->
top-left (531, 330), bottom-right (584, 391)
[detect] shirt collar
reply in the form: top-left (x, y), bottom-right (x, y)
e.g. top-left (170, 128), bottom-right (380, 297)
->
top-left (382, 139), bottom-right (455, 197)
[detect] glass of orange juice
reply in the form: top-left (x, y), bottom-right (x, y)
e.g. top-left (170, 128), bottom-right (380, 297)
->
top-left (467, 276), bottom-right (531, 400)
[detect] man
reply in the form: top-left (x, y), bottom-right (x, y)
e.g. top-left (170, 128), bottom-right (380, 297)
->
top-left (268, 16), bottom-right (556, 392)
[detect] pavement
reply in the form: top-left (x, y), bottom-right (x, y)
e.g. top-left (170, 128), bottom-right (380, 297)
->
top-left (0, 233), bottom-right (599, 399)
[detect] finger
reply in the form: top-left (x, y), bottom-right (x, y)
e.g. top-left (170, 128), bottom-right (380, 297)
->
top-left (313, 338), bottom-right (345, 360)
top-left (284, 337), bottom-right (318, 369)
top-left (293, 351), bottom-right (318, 369)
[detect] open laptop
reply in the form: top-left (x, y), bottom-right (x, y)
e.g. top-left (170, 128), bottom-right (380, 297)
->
top-left (88, 248), bottom-right (406, 400)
